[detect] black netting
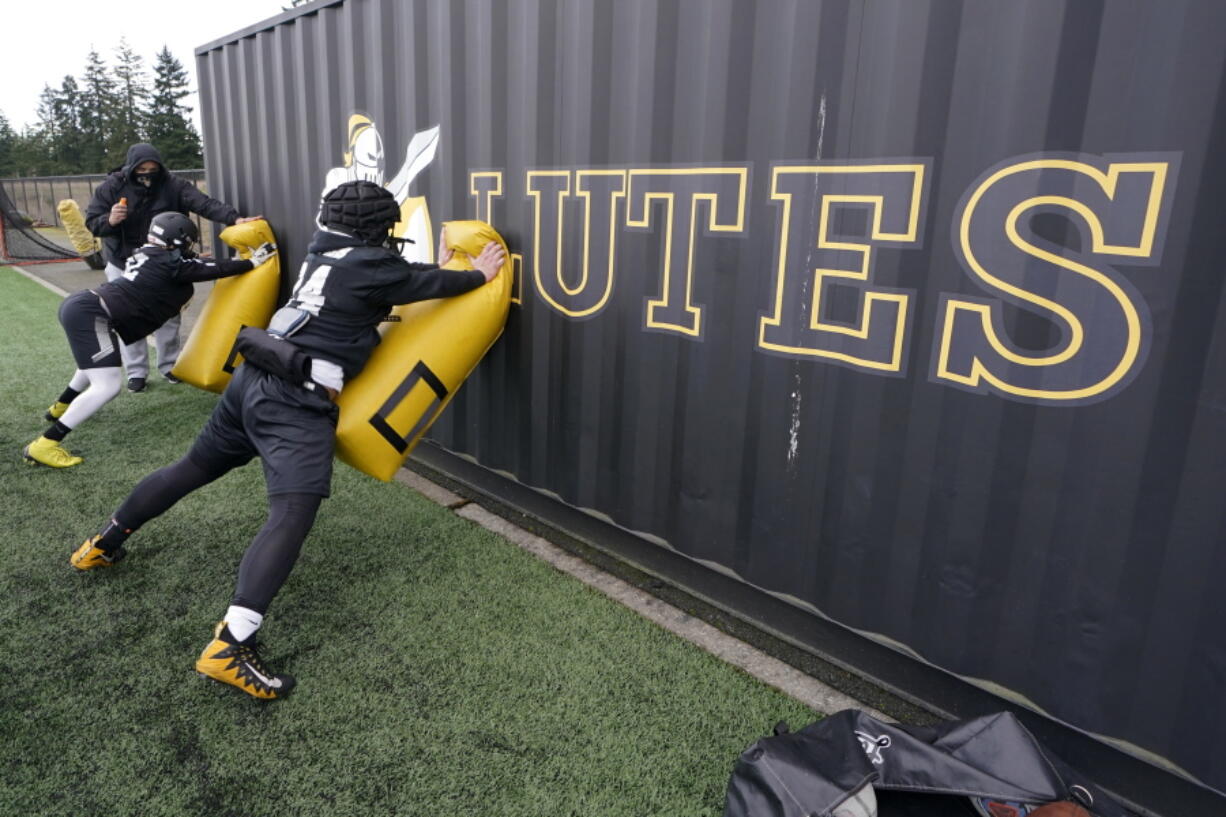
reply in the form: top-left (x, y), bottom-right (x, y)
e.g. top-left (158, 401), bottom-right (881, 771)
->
top-left (0, 181), bottom-right (80, 263)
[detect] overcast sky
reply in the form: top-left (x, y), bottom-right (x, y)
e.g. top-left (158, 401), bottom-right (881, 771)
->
top-left (0, 0), bottom-right (290, 132)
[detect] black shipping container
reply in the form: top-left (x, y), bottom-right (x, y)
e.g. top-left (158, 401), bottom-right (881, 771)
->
top-left (197, 2), bottom-right (1226, 813)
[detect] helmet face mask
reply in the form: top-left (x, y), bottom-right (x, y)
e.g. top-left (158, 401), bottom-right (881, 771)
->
top-left (318, 180), bottom-right (403, 247)
top-left (148, 212), bottom-right (200, 253)
top-left (384, 235), bottom-right (415, 255)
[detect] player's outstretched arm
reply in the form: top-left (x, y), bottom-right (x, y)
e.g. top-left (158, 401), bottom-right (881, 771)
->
top-left (179, 243), bottom-right (277, 282)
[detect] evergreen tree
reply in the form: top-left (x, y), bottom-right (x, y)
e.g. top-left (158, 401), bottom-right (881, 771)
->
top-left (107, 37), bottom-right (150, 166)
top-left (147, 46), bottom-right (203, 169)
top-left (33, 77), bottom-right (90, 175)
top-left (48, 76), bottom-right (88, 173)
top-left (7, 42), bottom-right (207, 178)
top-left (31, 84), bottom-right (61, 174)
top-left (9, 125), bottom-right (52, 178)
top-left (78, 48), bottom-right (117, 172)
top-left (0, 110), bottom-right (16, 177)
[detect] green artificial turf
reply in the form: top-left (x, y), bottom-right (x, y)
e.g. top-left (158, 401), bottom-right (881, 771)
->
top-left (0, 266), bottom-right (819, 816)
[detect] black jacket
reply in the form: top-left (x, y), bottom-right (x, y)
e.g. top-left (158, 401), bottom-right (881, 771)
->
top-left (283, 229), bottom-right (487, 381)
top-left (96, 245), bottom-right (253, 343)
top-left (84, 143), bottom-right (240, 265)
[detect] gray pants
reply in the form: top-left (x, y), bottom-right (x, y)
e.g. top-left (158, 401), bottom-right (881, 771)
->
top-left (104, 262), bottom-right (183, 379)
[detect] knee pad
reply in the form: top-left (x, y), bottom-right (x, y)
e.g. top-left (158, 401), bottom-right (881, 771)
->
top-left (89, 367), bottom-right (125, 399)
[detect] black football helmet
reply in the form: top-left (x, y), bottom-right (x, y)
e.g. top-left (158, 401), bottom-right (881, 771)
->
top-left (148, 212), bottom-right (199, 252)
top-left (318, 180), bottom-right (405, 246)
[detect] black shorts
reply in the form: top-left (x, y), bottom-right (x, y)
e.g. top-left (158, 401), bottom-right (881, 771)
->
top-left (187, 364), bottom-right (340, 497)
top-left (59, 290), bottom-right (121, 369)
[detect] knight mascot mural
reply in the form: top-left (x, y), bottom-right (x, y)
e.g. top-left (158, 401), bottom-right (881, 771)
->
top-left (323, 114), bottom-right (440, 264)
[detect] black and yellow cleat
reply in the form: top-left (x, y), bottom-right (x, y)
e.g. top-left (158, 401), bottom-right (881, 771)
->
top-left (196, 622), bottom-right (295, 700)
top-left (23, 436), bottom-right (83, 468)
top-left (44, 401), bottom-right (71, 422)
top-left (70, 535), bottom-right (127, 570)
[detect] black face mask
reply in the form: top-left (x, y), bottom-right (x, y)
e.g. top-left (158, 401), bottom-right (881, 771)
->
top-left (134, 171), bottom-right (158, 188)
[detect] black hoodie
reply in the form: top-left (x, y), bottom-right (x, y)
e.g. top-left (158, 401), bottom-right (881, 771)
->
top-left (281, 228), bottom-right (486, 381)
top-left (83, 143), bottom-right (240, 265)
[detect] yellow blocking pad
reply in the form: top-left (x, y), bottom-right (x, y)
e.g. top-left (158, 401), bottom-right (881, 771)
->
top-left (56, 199), bottom-right (99, 256)
top-left (335, 220), bottom-right (512, 481)
top-left (171, 219), bottom-right (281, 393)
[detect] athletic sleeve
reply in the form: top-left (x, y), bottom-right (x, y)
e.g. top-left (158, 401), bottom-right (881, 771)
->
top-left (372, 258), bottom-right (486, 306)
top-left (175, 256), bottom-right (255, 283)
top-left (177, 178), bottom-right (240, 226)
top-left (84, 177), bottom-right (122, 237)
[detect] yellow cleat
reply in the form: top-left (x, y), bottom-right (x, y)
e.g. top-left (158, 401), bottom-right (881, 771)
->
top-left (22, 436), bottom-right (83, 468)
top-left (70, 535), bottom-right (126, 571)
top-left (45, 401), bottom-right (71, 422)
top-left (196, 622), bottom-right (295, 700)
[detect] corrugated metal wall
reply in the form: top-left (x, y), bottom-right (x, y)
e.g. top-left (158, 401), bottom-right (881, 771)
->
top-left (197, 0), bottom-right (1226, 807)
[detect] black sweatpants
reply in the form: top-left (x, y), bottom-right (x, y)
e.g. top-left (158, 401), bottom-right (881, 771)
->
top-left (111, 364), bottom-right (337, 612)
top-left (114, 455), bottom-right (322, 612)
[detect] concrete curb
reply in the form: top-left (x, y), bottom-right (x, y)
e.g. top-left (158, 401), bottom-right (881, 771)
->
top-left (394, 468), bottom-right (888, 721)
top-left (11, 264), bottom-right (71, 297)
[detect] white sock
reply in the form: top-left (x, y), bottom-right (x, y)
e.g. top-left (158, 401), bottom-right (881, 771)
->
top-left (224, 606), bottom-right (264, 642)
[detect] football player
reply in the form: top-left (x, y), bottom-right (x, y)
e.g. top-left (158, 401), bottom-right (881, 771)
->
top-left (24, 212), bottom-right (275, 468)
top-left (70, 181), bottom-right (505, 700)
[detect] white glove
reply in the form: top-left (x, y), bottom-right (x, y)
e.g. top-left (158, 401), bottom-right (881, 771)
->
top-left (248, 242), bottom-right (278, 267)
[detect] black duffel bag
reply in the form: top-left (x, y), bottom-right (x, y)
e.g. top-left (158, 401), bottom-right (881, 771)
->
top-left (723, 710), bottom-right (1131, 817)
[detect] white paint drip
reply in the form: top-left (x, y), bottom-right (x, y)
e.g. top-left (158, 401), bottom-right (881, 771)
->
top-left (788, 375), bottom-right (803, 468)
top-left (816, 92), bottom-right (827, 160)
top-left (787, 92), bottom-right (828, 471)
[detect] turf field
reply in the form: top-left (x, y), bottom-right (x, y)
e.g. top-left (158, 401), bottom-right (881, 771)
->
top-left (0, 267), bottom-right (819, 816)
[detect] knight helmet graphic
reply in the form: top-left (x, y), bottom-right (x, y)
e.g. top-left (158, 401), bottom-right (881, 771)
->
top-left (323, 114), bottom-right (440, 263)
